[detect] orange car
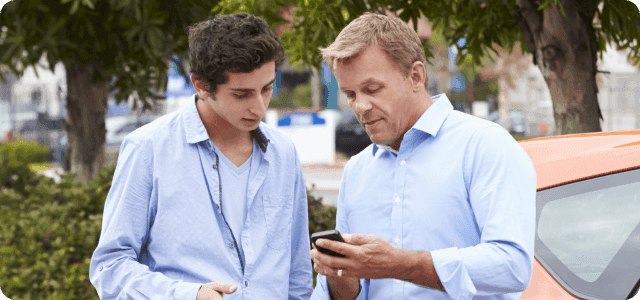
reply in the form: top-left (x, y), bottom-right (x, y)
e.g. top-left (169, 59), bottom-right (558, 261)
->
top-left (519, 130), bottom-right (640, 299)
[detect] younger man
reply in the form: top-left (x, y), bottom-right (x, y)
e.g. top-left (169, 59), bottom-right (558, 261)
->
top-left (90, 13), bottom-right (313, 300)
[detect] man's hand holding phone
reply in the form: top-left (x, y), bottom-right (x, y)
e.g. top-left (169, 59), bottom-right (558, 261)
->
top-left (310, 230), bottom-right (346, 258)
top-left (310, 230), bottom-right (361, 300)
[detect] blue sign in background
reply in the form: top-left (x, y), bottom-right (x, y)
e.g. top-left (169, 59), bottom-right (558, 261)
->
top-left (278, 112), bottom-right (326, 126)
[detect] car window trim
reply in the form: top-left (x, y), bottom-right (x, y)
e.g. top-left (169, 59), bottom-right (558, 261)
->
top-left (535, 167), bottom-right (640, 300)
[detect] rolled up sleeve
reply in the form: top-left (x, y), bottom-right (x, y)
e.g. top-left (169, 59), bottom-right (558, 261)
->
top-left (432, 126), bottom-right (536, 299)
top-left (89, 138), bottom-right (202, 299)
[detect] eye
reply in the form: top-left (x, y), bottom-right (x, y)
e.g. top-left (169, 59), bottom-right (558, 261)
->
top-left (365, 86), bottom-right (381, 94)
top-left (262, 85), bottom-right (273, 93)
top-left (344, 91), bottom-right (356, 101)
top-left (234, 93), bottom-right (249, 99)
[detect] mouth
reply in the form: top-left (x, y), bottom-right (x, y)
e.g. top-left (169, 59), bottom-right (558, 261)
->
top-left (242, 118), bottom-right (260, 123)
top-left (363, 119), bottom-right (381, 127)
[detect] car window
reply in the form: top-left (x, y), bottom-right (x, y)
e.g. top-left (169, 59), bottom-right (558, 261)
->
top-left (539, 181), bottom-right (640, 282)
top-left (535, 168), bottom-right (640, 299)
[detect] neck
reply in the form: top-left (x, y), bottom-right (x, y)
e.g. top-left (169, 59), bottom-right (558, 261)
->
top-left (389, 93), bottom-right (435, 151)
top-left (196, 98), bottom-right (252, 147)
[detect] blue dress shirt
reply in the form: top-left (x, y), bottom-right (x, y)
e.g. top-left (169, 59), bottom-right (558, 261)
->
top-left (90, 95), bottom-right (313, 299)
top-left (311, 94), bottom-right (536, 299)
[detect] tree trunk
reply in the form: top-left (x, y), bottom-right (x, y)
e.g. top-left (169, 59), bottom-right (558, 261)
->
top-left (64, 64), bottom-right (108, 182)
top-left (509, 0), bottom-right (602, 135)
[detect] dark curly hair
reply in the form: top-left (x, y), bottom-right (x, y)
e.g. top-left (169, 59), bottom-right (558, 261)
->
top-left (186, 13), bottom-right (285, 97)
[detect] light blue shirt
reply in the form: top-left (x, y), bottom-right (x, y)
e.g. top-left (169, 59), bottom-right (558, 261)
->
top-left (311, 94), bottom-right (536, 300)
top-left (215, 141), bottom-right (259, 266)
top-left (90, 95), bottom-right (313, 299)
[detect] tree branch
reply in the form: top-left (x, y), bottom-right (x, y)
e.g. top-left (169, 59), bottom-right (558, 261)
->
top-left (503, 0), bottom-right (538, 63)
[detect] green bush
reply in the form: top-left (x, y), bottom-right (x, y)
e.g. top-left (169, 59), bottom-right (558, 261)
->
top-left (0, 140), bottom-right (50, 194)
top-left (0, 152), bottom-right (336, 297)
top-left (0, 165), bottom-right (113, 300)
top-left (305, 186), bottom-right (338, 287)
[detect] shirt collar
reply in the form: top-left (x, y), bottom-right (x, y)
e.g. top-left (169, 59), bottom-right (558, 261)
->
top-left (182, 94), bottom-right (269, 153)
top-left (372, 93), bottom-right (453, 156)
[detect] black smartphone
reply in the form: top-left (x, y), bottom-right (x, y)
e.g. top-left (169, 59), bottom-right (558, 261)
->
top-left (310, 229), bottom-right (346, 257)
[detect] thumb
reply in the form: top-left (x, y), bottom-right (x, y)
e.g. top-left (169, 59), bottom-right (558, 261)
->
top-left (343, 233), bottom-right (370, 245)
top-left (210, 282), bottom-right (238, 294)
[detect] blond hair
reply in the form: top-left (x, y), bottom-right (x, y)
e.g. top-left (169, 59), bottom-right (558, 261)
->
top-left (320, 13), bottom-right (427, 87)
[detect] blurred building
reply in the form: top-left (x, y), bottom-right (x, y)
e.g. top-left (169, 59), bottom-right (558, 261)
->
top-left (483, 44), bottom-right (640, 137)
top-left (0, 61), bottom-right (67, 164)
top-left (597, 45), bottom-right (640, 132)
top-left (0, 71), bottom-right (17, 139)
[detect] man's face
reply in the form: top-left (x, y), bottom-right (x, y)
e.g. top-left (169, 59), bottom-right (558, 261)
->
top-left (333, 47), bottom-right (415, 147)
top-left (205, 60), bottom-right (276, 132)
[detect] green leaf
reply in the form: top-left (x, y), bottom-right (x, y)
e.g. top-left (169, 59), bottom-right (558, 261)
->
top-left (81, 0), bottom-right (94, 10)
top-left (1, 43), bottom-right (18, 62)
top-left (70, 0), bottom-right (80, 14)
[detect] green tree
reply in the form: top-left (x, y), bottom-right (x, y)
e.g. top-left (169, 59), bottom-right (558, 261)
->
top-left (216, 0), bottom-right (640, 135)
top-left (0, 0), bottom-right (218, 181)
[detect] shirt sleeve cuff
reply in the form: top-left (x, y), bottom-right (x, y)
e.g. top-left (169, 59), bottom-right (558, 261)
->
top-left (431, 247), bottom-right (477, 300)
top-left (174, 281), bottom-right (203, 300)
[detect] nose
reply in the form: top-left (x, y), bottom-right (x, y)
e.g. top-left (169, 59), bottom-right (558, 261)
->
top-left (249, 93), bottom-right (268, 117)
top-left (353, 94), bottom-right (373, 116)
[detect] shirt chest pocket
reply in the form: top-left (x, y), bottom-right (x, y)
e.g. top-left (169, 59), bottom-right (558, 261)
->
top-left (262, 195), bottom-right (293, 250)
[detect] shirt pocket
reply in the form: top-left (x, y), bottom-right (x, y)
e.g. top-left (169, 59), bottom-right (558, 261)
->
top-left (262, 194), bottom-right (293, 250)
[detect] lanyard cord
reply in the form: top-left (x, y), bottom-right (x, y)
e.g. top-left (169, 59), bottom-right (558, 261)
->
top-left (213, 149), bottom-right (245, 275)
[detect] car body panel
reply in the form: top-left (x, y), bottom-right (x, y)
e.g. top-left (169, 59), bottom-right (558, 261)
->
top-left (519, 130), bottom-right (640, 190)
top-left (521, 260), bottom-right (579, 299)
top-left (519, 130), bottom-right (640, 299)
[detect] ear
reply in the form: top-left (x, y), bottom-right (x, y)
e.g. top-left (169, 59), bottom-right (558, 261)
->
top-left (190, 73), bottom-right (211, 99)
top-left (408, 61), bottom-right (427, 92)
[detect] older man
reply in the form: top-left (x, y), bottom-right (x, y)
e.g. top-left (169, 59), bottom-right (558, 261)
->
top-left (310, 13), bottom-right (536, 300)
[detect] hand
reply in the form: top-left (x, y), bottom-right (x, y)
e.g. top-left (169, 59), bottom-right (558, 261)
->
top-left (312, 234), bottom-right (404, 279)
top-left (311, 245), bottom-right (361, 300)
top-left (196, 282), bottom-right (237, 300)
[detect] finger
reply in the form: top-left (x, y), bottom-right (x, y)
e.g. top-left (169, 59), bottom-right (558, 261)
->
top-left (342, 233), bottom-right (372, 245)
top-left (314, 259), bottom-right (333, 277)
top-left (314, 247), bottom-right (355, 272)
top-left (198, 283), bottom-right (225, 300)
top-left (316, 238), bottom-right (356, 257)
top-left (210, 282), bottom-right (238, 294)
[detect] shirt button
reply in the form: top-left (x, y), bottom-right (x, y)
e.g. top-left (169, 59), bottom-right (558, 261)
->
top-left (394, 237), bottom-right (400, 244)
top-left (229, 243), bottom-right (234, 248)
top-left (396, 279), bottom-right (401, 284)
top-left (401, 160), bottom-right (406, 166)
top-left (245, 281), bottom-right (248, 287)
top-left (215, 204), bottom-right (220, 209)
top-left (395, 197), bottom-right (401, 203)
top-left (99, 266), bottom-right (103, 271)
